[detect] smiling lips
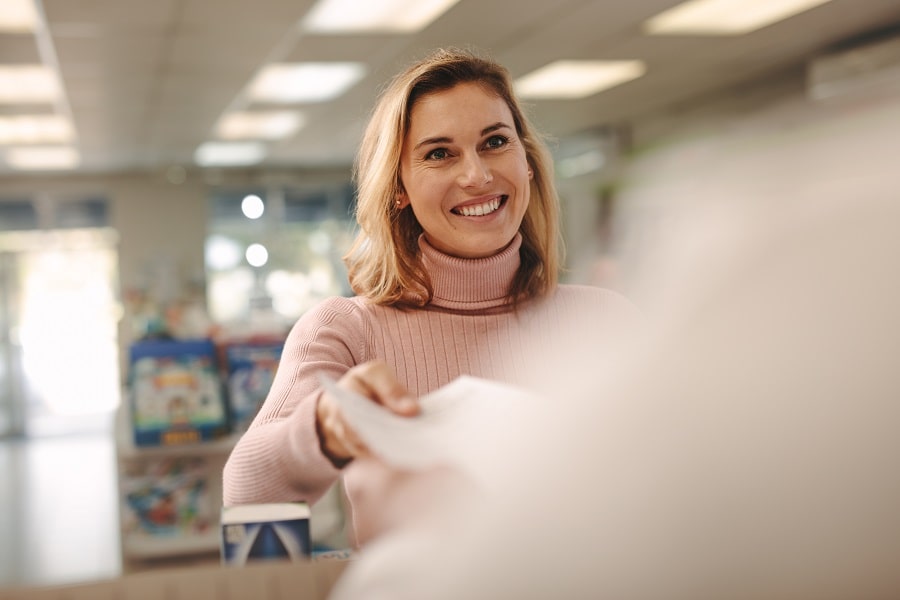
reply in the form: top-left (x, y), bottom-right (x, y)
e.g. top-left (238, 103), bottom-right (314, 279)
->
top-left (452, 195), bottom-right (506, 217)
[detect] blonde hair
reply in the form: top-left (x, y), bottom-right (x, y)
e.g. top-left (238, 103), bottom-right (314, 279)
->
top-left (344, 47), bottom-right (561, 308)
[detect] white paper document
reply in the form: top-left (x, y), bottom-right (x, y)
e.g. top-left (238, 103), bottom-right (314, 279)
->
top-left (319, 374), bottom-right (543, 489)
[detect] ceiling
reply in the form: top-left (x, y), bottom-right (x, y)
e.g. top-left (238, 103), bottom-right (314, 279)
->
top-left (2, 0), bottom-right (899, 177)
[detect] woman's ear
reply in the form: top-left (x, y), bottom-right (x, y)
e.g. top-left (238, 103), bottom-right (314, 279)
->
top-left (395, 186), bottom-right (410, 209)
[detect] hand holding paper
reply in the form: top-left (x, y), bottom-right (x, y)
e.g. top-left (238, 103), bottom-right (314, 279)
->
top-left (318, 374), bottom-right (543, 491)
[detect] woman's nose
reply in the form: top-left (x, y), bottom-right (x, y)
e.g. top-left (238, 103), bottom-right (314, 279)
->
top-left (458, 153), bottom-right (492, 187)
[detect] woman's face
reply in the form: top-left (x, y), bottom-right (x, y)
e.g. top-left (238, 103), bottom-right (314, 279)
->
top-left (399, 82), bottom-right (531, 259)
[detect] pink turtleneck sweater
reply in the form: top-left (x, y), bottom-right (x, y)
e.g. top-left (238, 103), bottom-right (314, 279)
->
top-left (223, 234), bottom-right (635, 545)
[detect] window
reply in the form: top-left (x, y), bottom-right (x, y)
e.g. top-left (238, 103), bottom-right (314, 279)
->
top-left (205, 184), bottom-right (357, 326)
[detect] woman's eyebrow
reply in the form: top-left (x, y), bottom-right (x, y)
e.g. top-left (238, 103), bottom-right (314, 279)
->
top-left (481, 121), bottom-right (512, 136)
top-left (414, 136), bottom-right (452, 151)
top-left (413, 122), bottom-right (513, 151)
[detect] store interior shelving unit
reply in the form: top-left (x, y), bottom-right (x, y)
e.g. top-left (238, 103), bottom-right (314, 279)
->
top-left (114, 399), bottom-right (240, 570)
top-left (115, 410), bottom-right (349, 571)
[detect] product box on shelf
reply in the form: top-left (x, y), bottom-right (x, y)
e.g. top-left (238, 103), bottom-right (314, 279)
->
top-left (119, 455), bottom-right (218, 556)
top-left (128, 338), bottom-right (230, 447)
top-left (220, 502), bottom-right (311, 566)
top-left (222, 341), bottom-right (284, 434)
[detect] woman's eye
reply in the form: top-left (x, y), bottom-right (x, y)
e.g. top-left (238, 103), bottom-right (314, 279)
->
top-left (425, 148), bottom-right (449, 161)
top-left (484, 135), bottom-right (508, 150)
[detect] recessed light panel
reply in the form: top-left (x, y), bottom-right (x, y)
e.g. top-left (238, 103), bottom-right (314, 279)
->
top-left (644, 0), bottom-right (835, 35)
top-left (194, 142), bottom-right (267, 167)
top-left (302, 0), bottom-right (459, 33)
top-left (216, 111), bottom-right (306, 140)
top-left (0, 66), bottom-right (61, 103)
top-left (5, 146), bottom-right (80, 170)
top-left (0, 115), bottom-right (74, 144)
top-left (247, 63), bottom-right (366, 104)
top-left (0, 0), bottom-right (38, 32)
top-left (515, 60), bottom-right (647, 99)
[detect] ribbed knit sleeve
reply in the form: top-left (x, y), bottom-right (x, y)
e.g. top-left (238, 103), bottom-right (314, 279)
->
top-left (222, 296), bottom-right (370, 506)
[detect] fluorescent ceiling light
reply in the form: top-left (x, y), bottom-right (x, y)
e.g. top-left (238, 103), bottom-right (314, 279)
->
top-left (194, 142), bottom-right (266, 167)
top-left (644, 0), bottom-right (835, 35)
top-left (0, 0), bottom-right (38, 32)
top-left (515, 60), bottom-right (647, 99)
top-left (302, 0), bottom-right (459, 33)
top-left (248, 63), bottom-right (366, 103)
top-left (0, 115), bottom-right (74, 144)
top-left (216, 111), bottom-right (306, 140)
top-left (5, 146), bottom-right (79, 170)
top-left (0, 66), bottom-right (62, 103)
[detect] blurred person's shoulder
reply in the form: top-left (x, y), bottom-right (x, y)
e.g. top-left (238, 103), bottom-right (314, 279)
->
top-left (539, 284), bottom-right (644, 348)
top-left (554, 283), bottom-right (643, 323)
top-left (556, 282), bottom-right (633, 303)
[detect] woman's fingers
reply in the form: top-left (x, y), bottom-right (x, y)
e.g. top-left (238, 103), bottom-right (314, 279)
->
top-left (329, 411), bottom-right (371, 458)
top-left (342, 360), bottom-right (419, 417)
top-left (317, 390), bottom-right (368, 462)
top-left (316, 360), bottom-right (418, 464)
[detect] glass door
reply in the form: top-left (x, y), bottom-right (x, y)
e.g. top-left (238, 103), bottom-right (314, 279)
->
top-left (0, 229), bottom-right (122, 437)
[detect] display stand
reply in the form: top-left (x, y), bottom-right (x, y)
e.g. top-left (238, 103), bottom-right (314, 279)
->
top-left (114, 335), bottom-right (349, 571)
top-left (114, 399), bottom-right (239, 570)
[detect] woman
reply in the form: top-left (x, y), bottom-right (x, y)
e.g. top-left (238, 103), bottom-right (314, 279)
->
top-left (223, 47), bottom-right (635, 546)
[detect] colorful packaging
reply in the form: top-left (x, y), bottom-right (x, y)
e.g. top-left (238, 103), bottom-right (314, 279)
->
top-left (224, 342), bottom-right (283, 434)
top-left (221, 502), bottom-right (312, 566)
top-left (128, 338), bottom-right (230, 446)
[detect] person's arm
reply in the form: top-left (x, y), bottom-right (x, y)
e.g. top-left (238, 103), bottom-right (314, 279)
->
top-left (222, 297), bottom-right (368, 506)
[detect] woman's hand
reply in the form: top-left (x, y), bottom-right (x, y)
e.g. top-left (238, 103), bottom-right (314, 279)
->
top-left (316, 360), bottom-right (419, 467)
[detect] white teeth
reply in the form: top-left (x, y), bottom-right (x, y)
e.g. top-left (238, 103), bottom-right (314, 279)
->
top-left (457, 197), bottom-right (501, 217)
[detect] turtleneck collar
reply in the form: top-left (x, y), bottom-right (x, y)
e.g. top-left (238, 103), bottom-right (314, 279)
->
top-left (419, 233), bottom-right (522, 311)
